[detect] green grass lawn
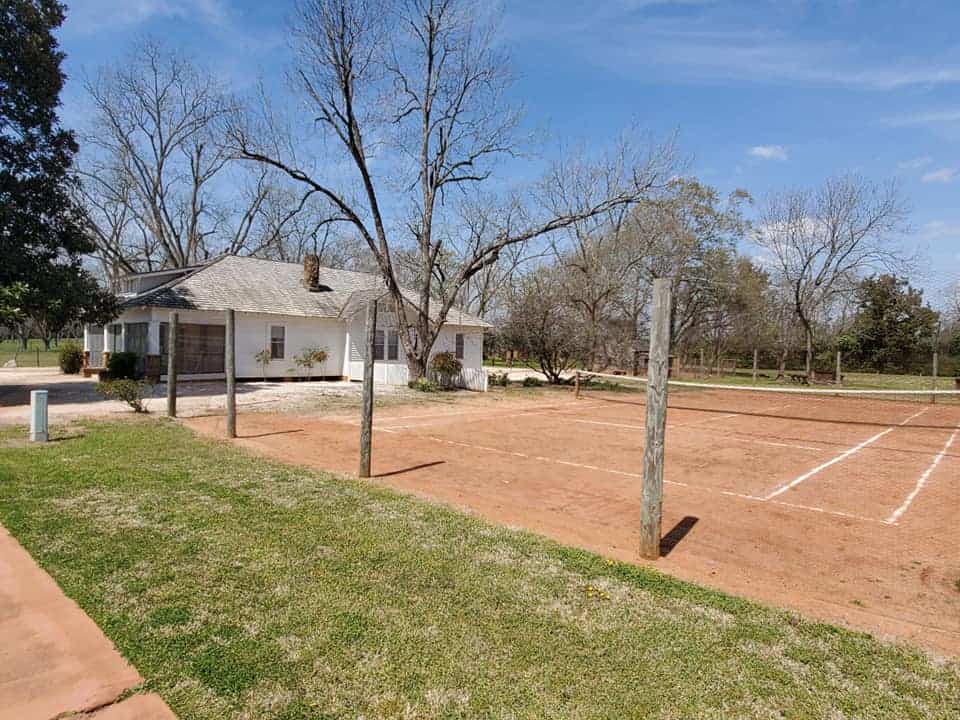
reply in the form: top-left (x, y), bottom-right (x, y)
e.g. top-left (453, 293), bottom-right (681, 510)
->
top-left (0, 338), bottom-right (80, 367)
top-left (0, 421), bottom-right (957, 719)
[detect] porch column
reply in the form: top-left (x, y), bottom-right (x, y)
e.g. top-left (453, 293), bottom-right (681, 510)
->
top-left (82, 325), bottom-right (91, 369)
top-left (145, 317), bottom-right (162, 383)
top-left (147, 318), bottom-right (162, 355)
top-left (100, 323), bottom-right (111, 367)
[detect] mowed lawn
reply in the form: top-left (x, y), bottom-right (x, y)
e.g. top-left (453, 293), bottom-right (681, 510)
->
top-left (0, 338), bottom-right (79, 367)
top-left (0, 422), bottom-right (958, 719)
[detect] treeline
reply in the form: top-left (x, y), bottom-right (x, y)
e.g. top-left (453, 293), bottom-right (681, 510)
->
top-left (4, 0), bottom-right (957, 381)
top-left (489, 176), bottom-right (956, 381)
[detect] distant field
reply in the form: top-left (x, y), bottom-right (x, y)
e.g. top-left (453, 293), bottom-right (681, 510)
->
top-left (0, 338), bottom-right (80, 368)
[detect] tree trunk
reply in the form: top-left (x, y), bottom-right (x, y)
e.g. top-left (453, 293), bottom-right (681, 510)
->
top-left (777, 345), bottom-right (788, 380)
top-left (407, 352), bottom-right (428, 383)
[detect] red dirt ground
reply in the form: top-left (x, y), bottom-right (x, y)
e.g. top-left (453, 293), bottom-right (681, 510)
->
top-left (185, 386), bottom-right (960, 657)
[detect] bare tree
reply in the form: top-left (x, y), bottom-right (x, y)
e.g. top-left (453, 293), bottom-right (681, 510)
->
top-left (756, 175), bottom-right (910, 376)
top-left (78, 39), bottom-right (325, 274)
top-left (624, 179), bottom-right (750, 357)
top-left (229, 0), bottom-right (673, 379)
top-left (501, 265), bottom-right (586, 383)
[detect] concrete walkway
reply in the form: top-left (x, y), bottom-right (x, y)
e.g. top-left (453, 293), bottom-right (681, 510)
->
top-left (0, 523), bottom-right (176, 720)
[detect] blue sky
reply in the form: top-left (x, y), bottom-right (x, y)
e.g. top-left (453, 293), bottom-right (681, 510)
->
top-left (57, 0), bottom-right (960, 305)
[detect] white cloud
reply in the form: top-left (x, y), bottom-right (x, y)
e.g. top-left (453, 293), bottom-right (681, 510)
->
top-left (917, 220), bottom-right (960, 241)
top-left (921, 168), bottom-right (957, 184)
top-left (882, 109), bottom-right (960, 127)
top-left (897, 155), bottom-right (932, 171)
top-left (67, 0), bottom-right (230, 34)
top-left (504, 7), bottom-right (960, 92)
top-left (749, 145), bottom-right (788, 161)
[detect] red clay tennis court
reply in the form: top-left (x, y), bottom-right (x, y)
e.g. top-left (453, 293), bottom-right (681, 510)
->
top-left (186, 382), bottom-right (960, 655)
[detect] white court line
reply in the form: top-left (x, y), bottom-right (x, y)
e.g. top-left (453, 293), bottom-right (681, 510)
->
top-left (376, 425), bottom-right (885, 524)
top-left (886, 425), bottom-right (960, 525)
top-left (676, 412), bottom-right (741, 428)
top-left (667, 401), bottom-right (792, 429)
top-left (763, 407), bottom-right (930, 501)
top-left (579, 370), bottom-right (960, 396)
top-left (376, 401), bottom-right (607, 431)
top-left (729, 437), bottom-right (823, 452)
top-left (573, 419), bottom-right (824, 453)
top-left (575, 419), bottom-right (644, 430)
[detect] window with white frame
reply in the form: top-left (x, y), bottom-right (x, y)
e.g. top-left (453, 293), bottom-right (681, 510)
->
top-left (373, 329), bottom-right (385, 360)
top-left (455, 332), bottom-right (464, 360)
top-left (270, 325), bottom-right (285, 359)
top-left (108, 324), bottom-right (122, 352)
top-left (387, 329), bottom-right (399, 360)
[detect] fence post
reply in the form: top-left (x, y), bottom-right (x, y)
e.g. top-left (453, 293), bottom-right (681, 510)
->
top-left (166, 312), bottom-right (178, 418)
top-left (752, 348), bottom-right (758, 383)
top-left (225, 309), bottom-right (236, 438)
top-left (699, 348), bottom-right (705, 378)
top-left (640, 278), bottom-right (672, 560)
top-left (932, 348), bottom-right (938, 405)
top-left (575, 370), bottom-right (581, 399)
top-left (359, 299), bottom-right (378, 478)
top-left (835, 350), bottom-right (842, 386)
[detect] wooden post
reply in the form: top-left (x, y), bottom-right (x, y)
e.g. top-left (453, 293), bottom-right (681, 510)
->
top-left (932, 348), bottom-right (939, 405)
top-left (225, 309), bottom-right (236, 438)
top-left (359, 299), bottom-right (378, 478)
top-left (640, 278), bottom-right (671, 560)
top-left (575, 370), bottom-right (581, 399)
top-left (166, 312), bottom-right (178, 418)
top-left (835, 350), bottom-right (842, 386)
top-left (699, 348), bottom-right (705, 378)
top-left (752, 348), bottom-right (759, 384)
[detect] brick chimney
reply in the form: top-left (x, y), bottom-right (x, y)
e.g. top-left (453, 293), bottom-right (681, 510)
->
top-left (302, 253), bottom-right (320, 291)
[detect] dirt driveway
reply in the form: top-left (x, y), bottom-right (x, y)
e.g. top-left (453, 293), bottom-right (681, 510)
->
top-left (186, 386), bottom-right (960, 657)
top-left (0, 367), bottom-right (416, 425)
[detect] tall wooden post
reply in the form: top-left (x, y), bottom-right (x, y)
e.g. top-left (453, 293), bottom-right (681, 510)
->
top-left (575, 370), bottom-right (581, 399)
top-left (640, 279), bottom-right (672, 560)
top-left (359, 299), bottom-right (378, 478)
top-left (931, 320), bottom-right (941, 404)
top-left (699, 348), bottom-right (705, 378)
top-left (166, 312), bottom-right (178, 418)
top-left (835, 350), bottom-right (842, 386)
top-left (225, 309), bottom-right (236, 438)
top-left (932, 348), bottom-right (939, 405)
top-left (752, 348), bottom-right (759, 384)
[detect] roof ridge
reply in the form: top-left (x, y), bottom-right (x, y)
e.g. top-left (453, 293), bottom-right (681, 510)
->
top-left (119, 253), bottom-right (491, 328)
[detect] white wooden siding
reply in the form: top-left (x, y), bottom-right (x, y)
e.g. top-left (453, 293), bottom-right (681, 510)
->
top-left (102, 306), bottom-right (486, 389)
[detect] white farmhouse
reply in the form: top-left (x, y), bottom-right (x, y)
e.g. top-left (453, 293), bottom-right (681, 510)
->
top-left (82, 255), bottom-right (490, 390)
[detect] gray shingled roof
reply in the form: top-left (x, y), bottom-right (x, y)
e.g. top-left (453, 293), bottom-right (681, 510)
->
top-left (121, 255), bottom-right (490, 328)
